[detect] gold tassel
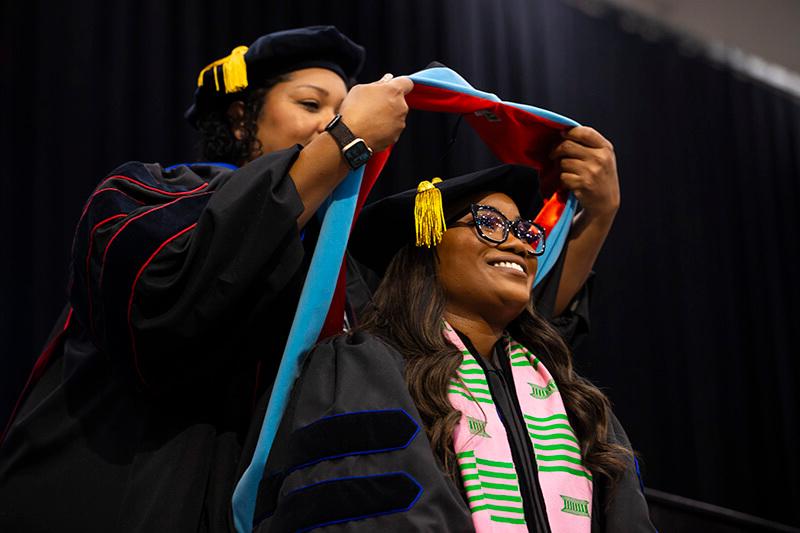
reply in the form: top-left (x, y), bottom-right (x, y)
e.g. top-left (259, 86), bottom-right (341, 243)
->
top-left (196, 45), bottom-right (249, 94)
top-left (414, 177), bottom-right (446, 248)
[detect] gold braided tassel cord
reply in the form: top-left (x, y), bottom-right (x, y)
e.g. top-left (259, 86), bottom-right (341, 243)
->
top-left (415, 177), bottom-right (446, 248)
top-left (197, 45), bottom-right (249, 93)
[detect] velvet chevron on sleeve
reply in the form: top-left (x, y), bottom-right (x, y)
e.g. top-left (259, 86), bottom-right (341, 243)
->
top-left (255, 332), bottom-right (475, 532)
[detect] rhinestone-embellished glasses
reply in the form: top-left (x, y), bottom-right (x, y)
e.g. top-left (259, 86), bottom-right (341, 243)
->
top-left (451, 204), bottom-right (546, 256)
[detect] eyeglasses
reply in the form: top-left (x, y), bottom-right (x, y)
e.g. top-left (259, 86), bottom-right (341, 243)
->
top-left (450, 204), bottom-right (546, 256)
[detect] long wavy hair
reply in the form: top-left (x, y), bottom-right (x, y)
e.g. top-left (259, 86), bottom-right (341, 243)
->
top-left (195, 74), bottom-right (289, 165)
top-left (359, 244), bottom-right (632, 488)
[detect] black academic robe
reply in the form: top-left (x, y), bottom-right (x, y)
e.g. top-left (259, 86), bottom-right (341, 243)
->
top-left (256, 332), bottom-right (655, 532)
top-left (0, 147), bottom-right (308, 532)
top-left (0, 145), bottom-right (592, 532)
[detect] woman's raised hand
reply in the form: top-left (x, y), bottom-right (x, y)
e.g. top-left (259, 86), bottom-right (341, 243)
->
top-left (546, 126), bottom-right (620, 315)
top-left (339, 74), bottom-right (414, 152)
top-left (549, 126), bottom-right (620, 221)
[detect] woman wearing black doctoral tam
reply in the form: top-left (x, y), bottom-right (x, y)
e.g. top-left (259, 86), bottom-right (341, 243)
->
top-left (259, 166), bottom-right (653, 532)
top-left (0, 26), bottom-right (412, 532)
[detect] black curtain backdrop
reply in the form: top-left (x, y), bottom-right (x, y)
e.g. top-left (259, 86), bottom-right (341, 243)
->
top-left (2, 0), bottom-right (798, 527)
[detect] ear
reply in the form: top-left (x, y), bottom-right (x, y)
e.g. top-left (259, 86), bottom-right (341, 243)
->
top-left (226, 101), bottom-right (247, 140)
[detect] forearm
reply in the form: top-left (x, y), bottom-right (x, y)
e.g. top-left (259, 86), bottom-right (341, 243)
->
top-left (289, 132), bottom-right (350, 228)
top-left (553, 208), bottom-right (616, 315)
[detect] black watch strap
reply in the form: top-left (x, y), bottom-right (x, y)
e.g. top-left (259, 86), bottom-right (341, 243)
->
top-left (324, 114), bottom-right (373, 169)
top-left (324, 114), bottom-right (357, 148)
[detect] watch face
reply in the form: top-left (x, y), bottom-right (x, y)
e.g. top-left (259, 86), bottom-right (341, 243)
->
top-left (344, 140), bottom-right (373, 169)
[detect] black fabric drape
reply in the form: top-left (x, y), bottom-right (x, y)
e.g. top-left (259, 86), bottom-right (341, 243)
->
top-left (2, 0), bottom-right (798, 527)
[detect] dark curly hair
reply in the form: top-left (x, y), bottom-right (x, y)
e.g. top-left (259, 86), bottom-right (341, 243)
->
top-left (195, 74), bottom-right (290, 166)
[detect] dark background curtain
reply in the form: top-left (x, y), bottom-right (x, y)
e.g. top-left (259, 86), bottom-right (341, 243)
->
top-left (2, 0), bottom-right (798, 527)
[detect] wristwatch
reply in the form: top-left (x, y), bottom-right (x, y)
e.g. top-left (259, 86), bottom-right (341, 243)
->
top-left (324, 114), bottom-right (373, 169)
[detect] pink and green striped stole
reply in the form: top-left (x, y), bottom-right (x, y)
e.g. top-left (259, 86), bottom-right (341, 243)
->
top-left (444, 324), bottom-right (593, 531)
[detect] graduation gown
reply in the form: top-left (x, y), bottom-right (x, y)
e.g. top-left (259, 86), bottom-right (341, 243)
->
top-left (0, 147), bottom-right (309, 532)
top-left (256, 331), bottom-right (654, 532)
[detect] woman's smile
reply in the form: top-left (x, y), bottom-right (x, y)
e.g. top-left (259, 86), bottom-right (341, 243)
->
top-left (486, 256), bottom-right (528, 277)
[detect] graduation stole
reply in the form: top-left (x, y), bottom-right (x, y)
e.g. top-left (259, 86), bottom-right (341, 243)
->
top-left (233, 67), bottom-right (580, 533)
top-left (443, 324), bottom-right (593, 531)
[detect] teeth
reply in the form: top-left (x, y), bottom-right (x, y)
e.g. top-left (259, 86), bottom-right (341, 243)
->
top-left (491, 261), bottom-right (524, 273)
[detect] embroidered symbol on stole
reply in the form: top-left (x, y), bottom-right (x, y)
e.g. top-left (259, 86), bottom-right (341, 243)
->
top-left (528, 379), bottom-right (557, 399)
top-left (560, 495), bottom-right (590, 517)
top-left (467, 416), bottom-right (491, 438)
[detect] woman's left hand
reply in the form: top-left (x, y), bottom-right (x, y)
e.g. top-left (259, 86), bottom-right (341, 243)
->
top-left (545, 126), bottom-right (620, 316)
top-left (549, 126), bottom-right (620, 221)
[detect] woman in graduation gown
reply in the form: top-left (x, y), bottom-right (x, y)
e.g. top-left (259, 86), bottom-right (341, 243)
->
top-left (0, 27), bottom-right (412, 532)
top-left (258, 165), bottom-right (653, 532)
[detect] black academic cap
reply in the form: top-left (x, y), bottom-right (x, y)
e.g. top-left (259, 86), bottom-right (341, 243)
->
top-left (349, 164), bottom-right (542, 276)
top-left (185, 25), bottom-right (365, 127)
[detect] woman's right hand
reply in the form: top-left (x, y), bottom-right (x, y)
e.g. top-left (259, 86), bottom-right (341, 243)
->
top-left (339, 74), bottom-right (414, 152)
top-left (290, 74), bottom-right (413, 227)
